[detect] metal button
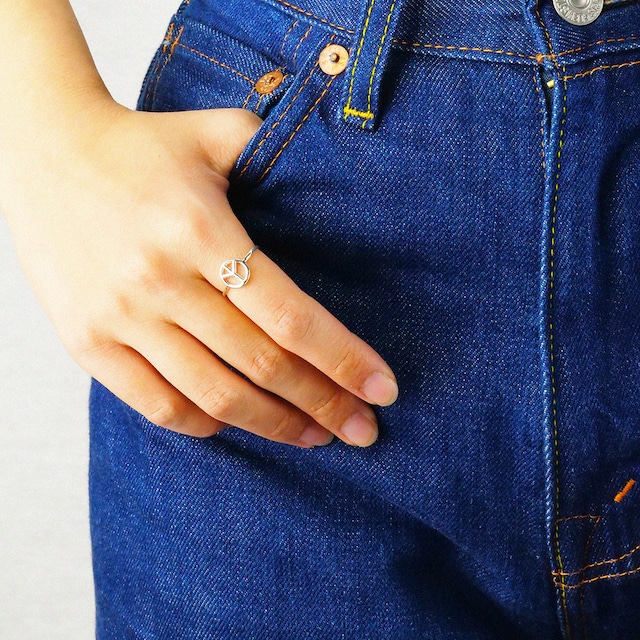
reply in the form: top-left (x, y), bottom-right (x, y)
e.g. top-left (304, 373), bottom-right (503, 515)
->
top-left (319, 44), bottom-right (349, 76)
top-left (255, 70), bottom-right (284, 94)
top-left (553, 0), bottom-right (603, 26)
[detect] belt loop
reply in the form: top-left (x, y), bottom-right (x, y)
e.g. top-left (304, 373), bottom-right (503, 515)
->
top-left (341, 0), bottom-right (407, 132)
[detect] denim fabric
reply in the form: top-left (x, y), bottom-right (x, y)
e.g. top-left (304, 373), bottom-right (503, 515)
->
top-left (89, 0), bottom-right (640, 637)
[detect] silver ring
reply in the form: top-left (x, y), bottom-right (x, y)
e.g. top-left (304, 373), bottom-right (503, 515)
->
top-left (220, 245), bottom-right (259, 297)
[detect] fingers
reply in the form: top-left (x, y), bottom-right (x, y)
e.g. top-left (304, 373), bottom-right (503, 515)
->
top-left (120, 320), bottom-right (335, 447)
top-left (173, 277), bottom-right (380, 447)
top-left (195, 230), bottom-right (398, 409)
top-left (84, 342), bottom-right (224, 438)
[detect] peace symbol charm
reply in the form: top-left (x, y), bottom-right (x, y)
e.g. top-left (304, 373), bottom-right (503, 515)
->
top-left (220, 245), bottom-right (259, 297)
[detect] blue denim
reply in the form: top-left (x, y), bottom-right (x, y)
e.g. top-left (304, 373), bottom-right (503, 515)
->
top-left (89, 0), bottom-right (640, 637)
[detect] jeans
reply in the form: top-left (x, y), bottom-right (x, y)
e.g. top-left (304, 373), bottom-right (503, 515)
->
top-left (89, 0), bottom-right (640, 637)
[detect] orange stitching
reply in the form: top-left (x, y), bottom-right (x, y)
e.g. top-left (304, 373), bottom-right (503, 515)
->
top-left (152, 25), bottom-right (184, 107)
top-left (174, 42), bottom-right (254, 83)
top-left (280, 19), bottom-right (299, 58)
top-left (271, 0), bottom-right (354, 33)
top-left (555, 565), bottom-right (640, 589)
top-left (392, 40), bottom-right (537, 60)
top-left (242, 85), bottom-right (256, 109)
top-left (238, 61), bottom-right (321, 178)
top-left (553, 540), bottom-right (640, 577)
top-left (292, 24), bottom-right (313, 63)
top-left (552, 35), bottom-right (640, 59)
top-left (557, 515), bottom-right (600, 523)
top-left (258, 75), bottom-right (335, 183)
top-left (253, 92), bottom-right (265, 114)
top-left (564, 59), bottom-right (640, 80)
top-left (614, 478), bottom-right (636, 503)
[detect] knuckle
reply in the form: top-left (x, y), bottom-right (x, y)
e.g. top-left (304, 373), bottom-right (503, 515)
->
top-left (329, 343), bottom-right (366, 381)
top-left (143, 397), bottom-right (184, 430)
top-left (263, 411), bottom-right (298, 443)
top-left (269, 300), bottom-right (315, 346)
top-left (249, 345), bottom-right (290, 385)
top-left (198, 384), bottom-right (240, 421)
top-left (307, 387), bottom-right (344, 422)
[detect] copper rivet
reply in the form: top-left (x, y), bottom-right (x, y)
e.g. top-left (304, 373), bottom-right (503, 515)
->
top-left (319, 44), bottom-right (349, 76)
top-left (255, 69), bottom-right (284, 94)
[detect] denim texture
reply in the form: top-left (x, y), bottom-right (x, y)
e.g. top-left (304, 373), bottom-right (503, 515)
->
top-left (90, 0), bottom-right (640, 637)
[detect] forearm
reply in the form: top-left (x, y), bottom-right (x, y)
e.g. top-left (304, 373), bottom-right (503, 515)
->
top-left (0, 0), bottom-right (121, 212)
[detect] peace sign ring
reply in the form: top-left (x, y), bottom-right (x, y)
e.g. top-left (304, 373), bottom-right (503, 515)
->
top-left (220, 245), bottom-right (259, 297)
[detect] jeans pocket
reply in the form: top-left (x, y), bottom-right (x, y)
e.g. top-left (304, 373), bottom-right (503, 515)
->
top-left (137, 11), bottom-right (337, 188)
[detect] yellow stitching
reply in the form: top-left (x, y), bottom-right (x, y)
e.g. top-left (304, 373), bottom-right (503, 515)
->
top-left (344, 0), bottom-right (376, 119)
top-left (552, 35), bottom-right (640, 58)
top-left (271, 0), bottom-right (354, 33)
top-left (258, 76), bottom-right (335, 182)
top-left (555, 565), bottom-right (640, 589)
top-left (392, 40), bottom-right (537, 60)
top-left (343, 107), bottom-right (374, 119)
top-left (242, 84), bottom-right (256, 109)
top-left (533, 72), bottom-right (546, 172)
top-left (564, 59), bottom-right (640, 80)
top-left (238, 61), bottom-right (321, 178)
top-left (280, 19), bottom-right (299, 58)
top-left (365, 0), bottom-right (397, 128)
top-left (292, 24), bottom-right (313, 63)
top-left (174, 42), bottom-right (254, 83)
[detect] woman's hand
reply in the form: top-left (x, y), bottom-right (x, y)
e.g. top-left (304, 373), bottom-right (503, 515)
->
top-left (2, 100), bottom-right (398, 448)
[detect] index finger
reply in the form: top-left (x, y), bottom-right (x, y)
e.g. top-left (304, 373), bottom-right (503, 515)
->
top-left (220, 250), bottom-right (399, 407)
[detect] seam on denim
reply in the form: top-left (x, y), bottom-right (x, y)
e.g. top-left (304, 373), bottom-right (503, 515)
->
top-left (280, 19), bottom-right (299, 58)
top-left (174, 42), bottom-right (254, 84)
top-left (144, 22), bottom-right (174, 108)
top-left (363, 0), bottom-right (398, 131)
top-left (242, 84), bottom-right (256, 109)
top-left (237, 59), bottom-right (323, 179)
top-left (343, 0), bottom-right (376, 124)
top-left (258, 75), bottom-right (335, 182)
top-left (392, 40), bottom-right (537, 61)
top-left (292, 24), bottom-right (313, 64)
top-left (152, 25), bottom-right (185, 108)
top-left (552, 35), bottom-right (640, 59)
top-left (537, 0), bottom-right (572, 632)
top-left (553, 539), bottom-right (640, 577)
top-left (564, 58), bottom-right (640, 80)
top-left (555, 565), bottom-right (640, 588)
top-left (533, 72), bottom-right (547, 172)
top-left (271, 0), bottom-right (354, 33)
top-left (557, 515), bottom-right (600, 522)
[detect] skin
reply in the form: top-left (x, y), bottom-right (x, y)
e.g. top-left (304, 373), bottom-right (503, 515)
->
top-left (0, 0), bottom-right (398, 449)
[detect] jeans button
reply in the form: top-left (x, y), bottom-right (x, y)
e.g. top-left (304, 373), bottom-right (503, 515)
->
top-left (255, 70), bottom-right (284, 94)
top-left (553, 0), bottom-right (603, 25)
top-left (319, 44), bottom-right (349, 75)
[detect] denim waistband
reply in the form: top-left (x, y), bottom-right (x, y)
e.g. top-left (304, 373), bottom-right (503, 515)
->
top-left (179, 0), bottom-right (640, 129)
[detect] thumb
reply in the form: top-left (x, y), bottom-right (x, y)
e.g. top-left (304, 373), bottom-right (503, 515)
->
top-left (196, 107), bottom-right (264, 177)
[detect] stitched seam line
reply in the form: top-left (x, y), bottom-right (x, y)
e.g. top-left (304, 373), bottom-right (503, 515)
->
top-left (272, 0), bottom-right (353, 32)
top-left (533, 72), bottom-right (546, 173)
top-left (564, 59), bottom-right (640, 80)
top-left (551, 35), bottom-right (639, 58)
top-left (174, 42), bottom-right (254, 83)
top-left (280, 19), bottom-right (299, 58)
top-left (258, 75), bottom-right (335, 182)
top-left (152, 25), bottom-right (185, 108)
top-left (393, 40), bottom-right (538, 60)
top-left (344, 0), bottom-right (376, 119)
top-left (364, 0), bottom-right (397, 128)
top-left (553, 538), bottom-right (640, 576)
top-left (238, 62), bottom-right (321, 178)
top-left (555, 565), bottom-right (640, 589)
top-left (292, 24), bottom-right (313, 63)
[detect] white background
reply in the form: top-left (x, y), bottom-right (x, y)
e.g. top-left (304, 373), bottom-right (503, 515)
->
top-left (0, 1), bottom-right (178, 637)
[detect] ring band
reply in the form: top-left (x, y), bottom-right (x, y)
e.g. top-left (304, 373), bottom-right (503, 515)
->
top-left (220, 245), bottom-right (259, 297)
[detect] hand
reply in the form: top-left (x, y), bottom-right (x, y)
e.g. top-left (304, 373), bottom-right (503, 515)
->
top-left (2, 100), bottom-right (398, 448)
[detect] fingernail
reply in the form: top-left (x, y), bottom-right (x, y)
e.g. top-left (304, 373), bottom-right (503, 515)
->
top-left (362, 372), bottom-right (398, 406)
top-left (298, 424), bottom-right (335, 447)
top-left (340, 412), bottom-right (378, 447)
